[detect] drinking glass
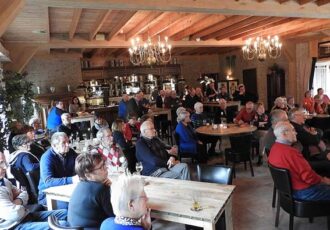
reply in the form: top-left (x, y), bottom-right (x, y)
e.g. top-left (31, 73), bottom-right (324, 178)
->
top-left (136, 162), bottom-right (143, 175)
top-left (191, 191), bottom-right (201, 211)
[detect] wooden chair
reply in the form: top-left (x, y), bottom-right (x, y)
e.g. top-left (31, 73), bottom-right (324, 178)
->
top-left (269, 163), bottom-right (330, 230)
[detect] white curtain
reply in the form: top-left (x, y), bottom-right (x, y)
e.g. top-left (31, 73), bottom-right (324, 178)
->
top-left (313, 64), bottom-right (330, 96)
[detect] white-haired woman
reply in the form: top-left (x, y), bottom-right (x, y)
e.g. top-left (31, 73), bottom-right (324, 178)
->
top-left (101, 176), bottom-right (151, 230)
top-left (271, 97), bottom-right (288, 112)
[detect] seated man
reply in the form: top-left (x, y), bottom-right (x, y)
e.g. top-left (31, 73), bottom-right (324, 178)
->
top-left (38, 132), bottom-right (79, 207)
top-left (57, 113), bottom-right (82, 140)
top-left (190, 102), bottom-right (209, 128)
top-left (0, 151), bottom-right (67, 229)
top-left (136, 121), bottom-right (190, 180)
top-left (68, 153), bottom-right (114, 228)
top-left (234, 101), bottom-right (256, 125)
top-left (269, 121), bottom-right (330, 201)
top-left (214, 98), bottom-right (234, 123)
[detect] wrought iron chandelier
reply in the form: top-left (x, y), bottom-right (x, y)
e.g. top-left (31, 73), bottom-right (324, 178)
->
top-left (242, 35), bottom-right (282, 62)
top-left (128, 36), bottom-right (172, 65)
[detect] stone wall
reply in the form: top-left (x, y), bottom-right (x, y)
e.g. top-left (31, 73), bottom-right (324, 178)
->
top-left (24, 54), bottom-right (82, 94)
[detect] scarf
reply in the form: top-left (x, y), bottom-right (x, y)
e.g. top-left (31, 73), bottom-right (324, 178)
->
top-left (114, 216), bottom-right (141, 226)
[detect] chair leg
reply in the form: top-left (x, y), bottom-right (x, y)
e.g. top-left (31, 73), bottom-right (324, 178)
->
top-left (249, 159), bottom-right (254, 177)
top-left (289, 215), bottom-right (294, 230)
top-left (275, 195), bottom-right (280, 227)
top-left (272, 186), bottom-right (276, 208)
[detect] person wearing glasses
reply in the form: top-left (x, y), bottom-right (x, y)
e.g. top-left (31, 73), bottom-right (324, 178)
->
top-left (234, 101), bottom-right (256, 125)
top-left (136, 121), bottom-right (190, 180)
top-left (68, 152), bottom-right (114, 228)
top-left (9, 134), bottom-right (39, 174)
top-left (101, 176), bottom-right (151, 230)
top-left (269, 121), bottom-right (330, 201)
top-left (0, 151), bottom-right (67, 229)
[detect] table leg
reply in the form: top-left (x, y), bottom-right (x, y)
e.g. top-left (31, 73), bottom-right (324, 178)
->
top-left (46, 196), bottom-right (57, 211)
top-left (225, 196), bottom-right (233, 230)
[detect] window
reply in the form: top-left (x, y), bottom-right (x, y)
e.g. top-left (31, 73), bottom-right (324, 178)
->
top-left (313, 62), bottom-right (330, 96)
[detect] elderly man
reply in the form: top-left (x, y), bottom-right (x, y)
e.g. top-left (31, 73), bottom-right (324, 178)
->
top-left (57, 113), bottom-right (82, 140)
top-left (127, 92), bottom-right (143, 118)
top-left (289, 108), bottom-right (329, 161)
top-left (38, 132), bottom-right (79, 207)
top-left (136, 121), bottom-right (190, 180)
top-left (0, 152), bottom-right (67, 229)
top-left (190, 102), bottom-right (209, 128)
top-left (269, 121), bottom-right (330, 201)
top-left (215, 99), bottom-right (234, 123)
top-left (234, 101), bottom-right (256, 125)
top-left (47, 100), bottom-right (65, 132)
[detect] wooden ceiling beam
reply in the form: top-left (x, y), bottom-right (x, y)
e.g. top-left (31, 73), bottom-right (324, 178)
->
top-left (0, 0), bottom-right (25, 37)
top-left (298, 0), bottom-right (315, 5)
top-left (32, 0), bottom-right (330, 19)
top-left (89, 10), bottom-right (111, 41)
top-left (277, 0), bottom-right (290, 3)
top-left (316, 0), bottom-right (330, 6)
top-left (202, 16), bottom-right (268, 40)
top-left (69, 8), bottom-right (82, 40)
top-left (125, 12), bottom-right (163, 41)
top-left (280, 20), bottom-right (330, 38)
top-left (171, 15), bottom-right (226, 41)
top-left (229, 17), bottom-right (296, 40)
top-left (191, 15), bottom-right (250, 40)
top-left (159, 14), bottom-right (207, 38)
top-left (106, 10), bottom-right (137, 41)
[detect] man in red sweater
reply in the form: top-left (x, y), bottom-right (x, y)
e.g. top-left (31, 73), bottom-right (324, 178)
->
top-left (269, 121), bottom-right (330, 200)
top-left (234, 101), bottom-right (256, 125)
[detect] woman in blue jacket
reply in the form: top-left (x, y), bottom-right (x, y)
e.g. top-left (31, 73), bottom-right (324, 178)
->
top-left (175, 111), bottom-right (207, 163)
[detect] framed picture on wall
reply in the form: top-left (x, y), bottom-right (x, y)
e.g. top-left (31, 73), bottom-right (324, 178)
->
top-left (218, 80), bottom-right (229, 93)
top-left (228, 79), bottom-right (239, 98)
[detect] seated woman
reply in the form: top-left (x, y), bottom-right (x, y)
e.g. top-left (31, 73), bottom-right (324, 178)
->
top-left (101, 176), bottom-right (151, 230)
top-left (175, 111), bottom-right (206, 163)
top-left (92, 112), bottom-right (109, 138)
top-left (112, 119), bottom-right (137, 173)
top-left (96, 128), bottom-right (127, 172)
top-left (123, 114), bottom-right (141, 143)
top-left (303, 90), bottom-right (315, 114)
top-left (68, 152), bottom-right (114, 229)
top-left (21, 125), bottom-right (46, 160)
top-left (314, 95), bottom-right (327, 114)
top-left (9, 134), bottom-right (39, 174)
top-left (287, 96), bottom-right (299, 110)
top-left (69, 96), bottom-right (82, 116)
top-left (271, 97), bottom-right (288, 112)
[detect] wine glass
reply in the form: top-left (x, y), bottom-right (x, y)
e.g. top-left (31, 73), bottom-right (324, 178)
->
top-left (135, 162), bottom-right (143, 175)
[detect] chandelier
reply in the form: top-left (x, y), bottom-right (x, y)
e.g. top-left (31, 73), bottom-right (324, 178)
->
top-left (128, 36), bottom-right (172, 65)
top-left (242, 35), bottom-right (282, 62)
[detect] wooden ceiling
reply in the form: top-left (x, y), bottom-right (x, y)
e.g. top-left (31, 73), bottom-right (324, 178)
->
top-left (2, 0), bottom-right (330, 60)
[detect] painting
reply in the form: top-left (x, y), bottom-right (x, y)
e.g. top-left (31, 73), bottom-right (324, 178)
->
top-left (228, 79), bottom-right (239, 98)
top-left (218, 81), bottom-right (228, 93)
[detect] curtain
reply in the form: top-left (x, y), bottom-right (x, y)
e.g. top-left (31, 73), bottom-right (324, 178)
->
top-left (296, 43), bottom-right (313, 101)
top-left (313, 64), bottom-right (330, 95)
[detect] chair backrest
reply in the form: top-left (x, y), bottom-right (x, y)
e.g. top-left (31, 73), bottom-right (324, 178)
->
top-left (173, 132), bottom-right (180, 147)
top-left (25, 169), bottom-right (40, 202)
top-left (268, 163), bottom-right (293, 198)
top-left (10, 167), bottom-right (29, 188)
top-left (48, 215), bottom-right (83, 230)
top-left (197, 164), bottom-right (233, 185)
top-left (229, 134), bottom-right (252, 153)
top-left (265, 148), bottom-right (270, 157)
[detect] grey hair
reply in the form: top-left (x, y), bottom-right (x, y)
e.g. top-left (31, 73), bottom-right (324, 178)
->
top-left (96, 127), bottom-right (111, 141)
top-left (29, 117), bottom-right (40, 126)
top-left (12, 134), bottom-right (31, 150)
top-left (273, 121), bottom-right (292, 140)
top-left (140, 120), bottom-right (153, 137)
top-left (288, 107), bottom-right (303, 121)
top-left (111, 175), bottom-right (145, 218)
top-left (51, 132), bottom-right (68, 146)
top-left (270, 109), bottom-right (288, 126)
top-left (176, 107), bottom-right (186, 116)
top-left (194, 102), bottom-right (203, 111)
top-left (61, 113), bottom-right (71, 120)
top-left (274, 97), bottom-right (285, 105)
top-left (177, 111), bottom-right (189, 122)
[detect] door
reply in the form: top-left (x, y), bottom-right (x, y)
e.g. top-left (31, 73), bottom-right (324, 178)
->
top-left (267, 68), bottom-right (285, 111)
top-left (243, 68), bottom-right (258, 95)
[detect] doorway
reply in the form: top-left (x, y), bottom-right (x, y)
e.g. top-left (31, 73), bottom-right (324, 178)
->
top-left (243, 68), bottom-right (258, 95)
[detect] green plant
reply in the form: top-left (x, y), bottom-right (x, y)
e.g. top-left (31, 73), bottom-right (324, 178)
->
top-left (0, 70), bottom-right (36, 151)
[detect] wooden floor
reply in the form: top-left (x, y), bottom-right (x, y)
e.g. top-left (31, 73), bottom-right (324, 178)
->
top-left (153, 157), bottom-right (328, 230)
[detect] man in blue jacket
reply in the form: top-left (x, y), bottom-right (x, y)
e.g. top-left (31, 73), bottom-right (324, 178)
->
top-left (38, 132), bottom-right (79, 208)
top-left (135, 121), bottom-right (190, 180)
top-left (46, 101), bottom-right (65, 132)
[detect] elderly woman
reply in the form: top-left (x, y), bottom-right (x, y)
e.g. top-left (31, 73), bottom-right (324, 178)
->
top-left (303, 90), bottom-right (315, 114)
top-left (100, 176), bottom-right (151, 230)
top-left (68, 152), bottom-right (114, 228)
top-left (96, 128), bottom-right (127, 171)
top-left (271, 97), bottom-right (288, 112)
top-left (190, 102), bottom-right (209, 128)
top-left (175, 111), bottom-right (206, 163)
top-left (9, 134), bottom-right (39, 174)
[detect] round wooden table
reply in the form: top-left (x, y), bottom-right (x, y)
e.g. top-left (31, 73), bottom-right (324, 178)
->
top-left (196, 123), bottom-right (257, 137)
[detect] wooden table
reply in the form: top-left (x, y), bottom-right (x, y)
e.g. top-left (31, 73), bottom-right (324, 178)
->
top-left (149, 108), bottom-right (172, 121)
top-left (196, 123), bottom-right (257, 137)
top-left (305, 114), bottom-right (330, 119)
top-left (44, 176), bottom-right (235, 230)
top-left (71, 114), bottom-right (94, 128)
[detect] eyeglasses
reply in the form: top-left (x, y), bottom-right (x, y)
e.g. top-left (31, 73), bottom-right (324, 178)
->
top-left (0, 161), bottom-right (8, 170)
top-left (133, 195), bottom-right (148, 201)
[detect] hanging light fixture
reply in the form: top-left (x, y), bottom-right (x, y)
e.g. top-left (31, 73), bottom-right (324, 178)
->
top-left (242, 35), bottom-right (282, 62)
top-left (128, 36), bottom-right (172, 66)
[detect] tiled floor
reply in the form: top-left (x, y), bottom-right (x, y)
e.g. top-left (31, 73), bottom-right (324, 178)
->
top-left (153, 157), bottom-right (328, 230)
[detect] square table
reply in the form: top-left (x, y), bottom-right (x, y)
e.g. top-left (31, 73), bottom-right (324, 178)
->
top-left (44, 176), bottom-right (235, 230)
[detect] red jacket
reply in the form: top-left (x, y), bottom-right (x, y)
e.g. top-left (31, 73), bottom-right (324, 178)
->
top-left (269, 142), bottom-right (321, 191)
top-left (235, 108), bottom-right (255, 124)
top-left (123, 122), bottom-right (141, 141)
